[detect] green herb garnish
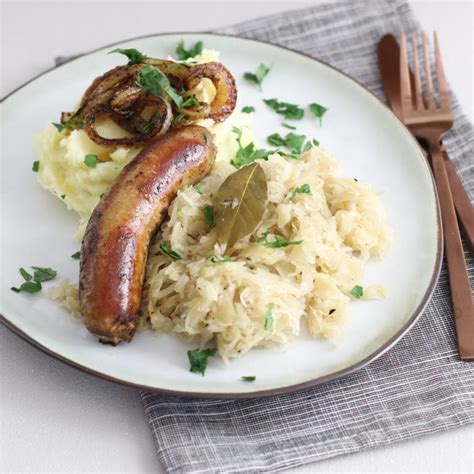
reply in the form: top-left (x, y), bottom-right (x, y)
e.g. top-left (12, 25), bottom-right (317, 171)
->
top-left (244, 64), bottom-right (271, 91)
top-left (71, 251), bottom-right (81, 260)
top-left (60, 194), bottom-right (66, 199)
top-left (136, 64), bottom-right (183, 107)
top-left (350, 285), bottom-right (364, 299)
top-left (263, 98), bottom-right (304, 120)
top-left (160, 243), bottom-right (182, 260)
top-left (266, 132), bottom-right (318, 156)
top-left (19, 267), bottom-right (32, 281)
top-left (193, 184), bottom-right (203, 195)
top-left (32, 161), bottom-right (40, 172)
top-left (309, 102), bottom-right (328, 125)
top-left (11, 281), bottom-right (42, 294)
top-left (52, 118), bottom-right (84, 133)
top-left (187, 347), bottom-right (217, 376)
top-left (290, 184), bottom-right (312, 202)
top-left (202, 205), bottom-right (215, 227)
top-left (257, 230), bottom-right (303, 248)
top-left (84, 154), bottom-right (98, 168)
top-left (264, 304), bottom-right (274, 331)
top-left (109, 48), bottom-right (146, 64)
top-left (210, 255), bottom-right (234, 264)
top-left (282, 123), bottom-right (296, 130)
top-left (241, 106), bottom-right (255, 114)
top-left (176, 40), bottom-right (204, 60)
top-left (31, 266), bottom-right (57, 282)
top-left (230, 127), bottom-right (273, 169)
top-left (241, 376), bottom-right (256, 382)
top-left (174, 112), bottom-right (185, 123)
top-left (181, 96), bottom-right (199, 108)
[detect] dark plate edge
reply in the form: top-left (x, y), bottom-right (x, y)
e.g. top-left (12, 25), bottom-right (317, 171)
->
top-left (0, 31), bottom-right (443, 399)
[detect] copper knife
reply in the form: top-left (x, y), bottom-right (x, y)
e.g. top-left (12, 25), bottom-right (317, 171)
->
top-left (377, 34), bottom-right (474, 253)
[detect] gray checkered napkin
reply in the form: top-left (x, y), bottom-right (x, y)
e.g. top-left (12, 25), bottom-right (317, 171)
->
top-left (141, 1), bottom-right (474, 472)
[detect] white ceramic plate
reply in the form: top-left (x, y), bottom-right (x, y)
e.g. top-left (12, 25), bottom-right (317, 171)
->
top-left (0, 33), bottom-right (441, 398)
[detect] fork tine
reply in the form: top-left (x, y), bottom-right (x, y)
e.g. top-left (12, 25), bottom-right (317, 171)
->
top-left (434, 31), bottom-right (451, 111)
top-left (399, 33), bottom-right (412, 114)
top-left (411, 33), bottom-right (424, 109)
top-left (422, 32), bottom-right (434, 109)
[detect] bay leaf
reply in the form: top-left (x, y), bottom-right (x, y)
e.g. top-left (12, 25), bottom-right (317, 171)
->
top-left (214, 162), bottom-right (267, 252)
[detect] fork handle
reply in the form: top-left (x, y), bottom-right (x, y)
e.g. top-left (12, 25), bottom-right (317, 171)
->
top-left (430, 143), bottom-right (474, 360)
top-left (444, 154), bottom-right (474, 254)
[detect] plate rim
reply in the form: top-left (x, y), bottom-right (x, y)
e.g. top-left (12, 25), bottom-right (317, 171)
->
top-left (0, 31), bottom-right (443, 399)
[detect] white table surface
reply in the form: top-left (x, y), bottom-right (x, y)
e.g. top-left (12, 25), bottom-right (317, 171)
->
top-left (1, 1), bottom-right (473, 473)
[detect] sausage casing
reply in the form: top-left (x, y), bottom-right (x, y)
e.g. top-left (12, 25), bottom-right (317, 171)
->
top-left (79, 125), bottom-right (216, 344)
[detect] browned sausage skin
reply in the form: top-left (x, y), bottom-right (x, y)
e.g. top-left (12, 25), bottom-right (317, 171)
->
top-left (79, 125), bottom-right (217, 344)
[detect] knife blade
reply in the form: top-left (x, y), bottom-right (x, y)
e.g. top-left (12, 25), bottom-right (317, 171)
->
top-left (377, 34), bottom-right (474, 253)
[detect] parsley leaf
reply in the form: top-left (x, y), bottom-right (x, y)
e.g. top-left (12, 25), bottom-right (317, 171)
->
top-left (160, 243), bottom-right (182, 260)
top-left (210, 255), bottom-right (234, 264)
top-left (11, 281), bottom-right (42, 294)
top-left (266, 132), bottom-right (318, 156)
top-left (241, 106), bottom-right (255, 114)
top-left (243, 63), bottom-right (271, 90)
top-left (257, 230), bottom-right (303, 248)
top-left (309, 102), bottom-right (328, 125)
top-left (290, 184), bottom-right (312, 202)
top-left (52, 118), bottom-right (84, 133)
top-left (264, 304), bottom-right (274, 331)
top-left (181, 96), bottom-right (199, 108)
top-left (19, 267), bottom-right (32, 281)
top-left (31, 266), bottom-right (57, 282)
top-left (263, 98), bottom-right (304, 120)
top-left (241, 376), bottom-right (256, 382)
top-left (136, 64), bottom-right (183, 107)
top-left (193, 184), bottom-right (204, 195)
top-left (32, 160), bottom-right (40, 172)
top-left (84, 154), bottom-right (98, 168)
top-left (202, 205), bottom-right (215, 226)
top-left (109, 48), bottom-right (146, 64)
top-left (187, 347), bottom-right (217, 376)
top-left (350, 285), bottom-right (364, 299)
top-left (266, 133), bottom-right (286, 147)
top-left (71, 251), bottom-right (81, 260)
top-left (282, 123), bottom-right (296, 130)
top-left (230, 127), bottom-right (273, 169)
top-left (176, 40), bottom-right (204, 60)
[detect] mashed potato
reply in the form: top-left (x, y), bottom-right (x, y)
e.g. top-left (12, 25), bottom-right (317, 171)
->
top-left (35, 50), bottom-right (254, 239)
top-left (142, 147), bottom-right (392, 360)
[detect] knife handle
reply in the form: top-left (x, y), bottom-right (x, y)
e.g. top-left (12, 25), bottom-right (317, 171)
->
top-left (442, 146), bottom-right (474, 254)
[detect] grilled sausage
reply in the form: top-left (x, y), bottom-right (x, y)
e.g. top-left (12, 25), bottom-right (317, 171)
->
top-left (79, 125), bottom-right (217, 344)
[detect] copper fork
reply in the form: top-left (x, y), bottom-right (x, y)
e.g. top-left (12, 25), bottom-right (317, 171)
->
top-left (400, 32), bottom-right (474, 361)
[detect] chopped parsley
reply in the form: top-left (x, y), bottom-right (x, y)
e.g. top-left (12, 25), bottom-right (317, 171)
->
top-left (244, 63), bottom-right (271, 90)
top-left (31, 266), bottom-right (57, 282)
top-left (193, 184), bottom-right (203, 195)
top-left (309, 102), bottom-right (328, 125)
top-left (263, 98), bottom-right (304, 120)
top-left (71, 251), bottom-right (81, 260)
top-left (137, 120), bottom-right (155, 135)
top-left (32, 161), bottom-right (40, 172)
top-left (290, 184), bottom-right (312, 202)
top-left (210, 255), bottom-right (234, 264)
top-left (282, 123), bottom-right (296, 130)
top-left (350, 285), bottom-right (364, 299)
top-left (176, 40), bottom-right (204, 60)
top-left (11, 265), bottom-right (56, 294)
top-left (230, 127), bottom-right (273, 169)
top-left (202, 205), bottom-right (215, 227)
top-left (109, 48), bottom-right (146, 64)
top-left (160, 243), bottom-right (182, 260)
top-left (241, 376), bottom-right (256, 382)
top-left (264, 304), bottom-right (274, 331)
top-left (181, 96), bottom-right (199, 108)
top-left (241, 106), bottom-right (255, 114)
top-left (60, 194), bottom-right (66, 200)
top-left (187, 347), bottom-right (217, 376)
top-left (257, 230), bottom-right (303, 248)
top-left (52, 118), bottom-right (84, 133)
top-left (84, 154), bottom-right (98, 168)
top-left (136, 64), bottom-right (183, 107)
top-left (266, 132), bottom-right (318, 156)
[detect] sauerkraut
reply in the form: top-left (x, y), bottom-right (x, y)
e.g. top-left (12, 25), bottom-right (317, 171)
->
top-left (142, 147), bottom-right (392, 361)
